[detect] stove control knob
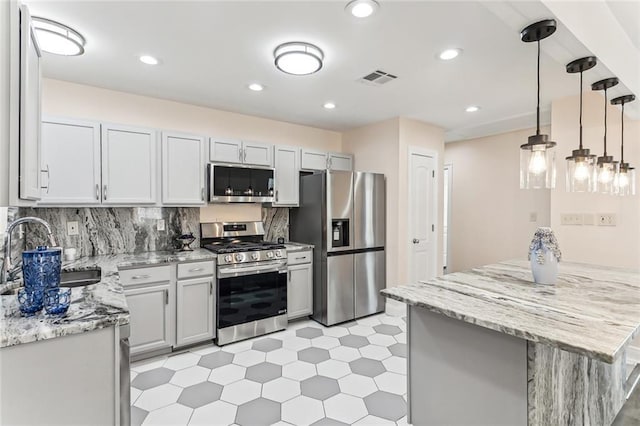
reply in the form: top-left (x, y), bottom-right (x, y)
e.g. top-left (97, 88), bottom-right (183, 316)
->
top-left (251, 252), bottom-right (260, 261)
top-left (234, 253), bottom-right (245, 262)
top-left (266, 251), bottom-right (274, 259)
top-left (224, 254), bottom-right (233, 263)
top-left (274, 250), bottom-right (283, 258)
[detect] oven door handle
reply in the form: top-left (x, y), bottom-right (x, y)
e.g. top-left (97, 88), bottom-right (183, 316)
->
top-left (218, 264), bottom-right (286, 278)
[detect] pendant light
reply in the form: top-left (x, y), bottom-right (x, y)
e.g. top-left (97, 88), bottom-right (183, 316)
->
top-left (565, 57), bottom-right (598, 192)
top-left (591, 77), bottom-right (619, 194)
top-left (519, 20), bottom-right (557, 190)
top-left (611, 94), bottom-right (636, 196)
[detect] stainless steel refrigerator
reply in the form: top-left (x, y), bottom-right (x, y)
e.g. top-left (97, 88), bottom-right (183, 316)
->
top-left (290, 171), bottom-right (386, 326)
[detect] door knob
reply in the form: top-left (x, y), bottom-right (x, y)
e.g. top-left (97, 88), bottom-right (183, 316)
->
top-left (412, 239), bottom-right (419, 244)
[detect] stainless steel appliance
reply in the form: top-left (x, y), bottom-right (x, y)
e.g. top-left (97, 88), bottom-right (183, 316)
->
top-left (208, 164), bottom-right (275, 203)
top-left (201, 221), bottom-right (287, 345)
top-left (290, 171), bottom-right (386, 326)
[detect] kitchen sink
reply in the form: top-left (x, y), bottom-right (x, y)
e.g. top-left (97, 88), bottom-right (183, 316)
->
top-left (59, 268), bottom-right (102, 288)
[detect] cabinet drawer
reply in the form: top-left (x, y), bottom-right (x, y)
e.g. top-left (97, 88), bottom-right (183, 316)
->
top-left (119, 265), bottom-right (172, 287)
top-left (177, 261), bottom-right (215, 279)
top-left (288, 250), bottom-right (312, 265)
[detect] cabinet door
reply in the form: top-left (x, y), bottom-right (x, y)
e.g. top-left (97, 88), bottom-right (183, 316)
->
top-left (301, 149), bottom-right (328, 171)
top-left (210, 138), bottom-right (242, 164)
top-left (125, 282), bottom-right (172, 355)
top-left (274, 146), bottom-right (300, 207)
top-left (162, 132), bottom-right (205, 205)
top-left (18, 6), bottom-right (42, 200)
top-left (101, 124), bottom-right (157, 205)
top-left (40, 118), bottom-right (101, 204)
top-left (242, 141), bottom-right (273, 167)
top-left (287, 263), bottom-right (313, 320)
top-left (329, 153), bottom-right (353, 171)
top-left (176, 277), bottom-right (214, 347)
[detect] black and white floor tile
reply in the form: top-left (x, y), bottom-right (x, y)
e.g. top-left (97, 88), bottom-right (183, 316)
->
top-left (130, 313), bottom-right (408, 425)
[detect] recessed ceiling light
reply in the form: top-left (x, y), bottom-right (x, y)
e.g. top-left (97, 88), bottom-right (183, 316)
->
top-left (345, 0), bottom-right (379, 18)
top-left (465, 105), bottom-right (480, 112)
top-left (274, 42), bottom-right (324, 76)
top-left (323, 102), bottom-right (336, 109)
top-left (32, 17), bottom-right (85, 56)
top-left (438, 48), bottom-right (462, 61)
top-left (248, 83), bottom-right (264, 92)
top-left (139, 55), bottom-right (159, 65)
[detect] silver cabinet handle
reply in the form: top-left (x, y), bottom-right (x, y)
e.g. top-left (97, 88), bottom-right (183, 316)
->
top-left (201, 188), bottom-right (205, 201)
top-left (95, 184), bottom-right (100, 201)
top-left (275, 190), bottom-right (279, 202)
top-left (244, 149), bottom-right (247, 162)
top-left (412, 239), bottom-right (419, 244)
top-left (288, 270), bottom-right (291, 281)
top-left (40, 165), bottom-right (50, 193)
top-left (189, 267), bottom-right (204, 272)
top-left (295, 256), bottom-right (306, 260)
top-left (131, 274), bottom-right (151, 280)
top-left (239, 148), bottom-right (243, 162)
top-left (103, 185), bottom-right (108, 200)
top-left (165, 289), bottom-right (169, 305)
top-left (209, 280), bottom-right (213, 295)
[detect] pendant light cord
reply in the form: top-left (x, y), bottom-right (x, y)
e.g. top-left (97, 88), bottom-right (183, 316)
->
top-left (536, 40), bottom-right (541, 135)
top-left (604, 89), bottom-right (608, 156)
top-left (579, 71), bottom-right (583, 149)
top-left (621, 102), bottom-right (625, 163)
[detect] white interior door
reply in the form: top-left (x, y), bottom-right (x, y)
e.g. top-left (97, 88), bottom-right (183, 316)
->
top-left (409, 150), bottom-right (437, 283)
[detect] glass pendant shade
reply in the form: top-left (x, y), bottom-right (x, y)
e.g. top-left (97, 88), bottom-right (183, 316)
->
top-left (596, 157), bottom-right (619, 194)
top-left (566, 150), bottom-right (596, 192)
top-left (615, 164), bottom-right (636, 196)
top-left (520, 136), bottom-right (557, 189)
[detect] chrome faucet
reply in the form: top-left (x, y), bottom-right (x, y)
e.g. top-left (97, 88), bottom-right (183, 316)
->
top-left (1, 217), bottom-right (57, 284)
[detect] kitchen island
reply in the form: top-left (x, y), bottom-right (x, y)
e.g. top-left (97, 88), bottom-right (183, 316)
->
top-left (382, 259), bottom-right (640, 426)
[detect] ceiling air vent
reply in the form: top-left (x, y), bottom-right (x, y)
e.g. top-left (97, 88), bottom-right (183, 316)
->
top-left (359, 70), bottom-right (398, 85)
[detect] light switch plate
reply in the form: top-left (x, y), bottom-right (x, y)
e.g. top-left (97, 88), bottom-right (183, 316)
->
top-left (157, 219), bottom-right (165, 231)
top-left (597, 213), bottom-right (617, 226)
top-left (560, 213), bottom-right (583, 226)
top-left (67, 221), bottom-right (79, 236)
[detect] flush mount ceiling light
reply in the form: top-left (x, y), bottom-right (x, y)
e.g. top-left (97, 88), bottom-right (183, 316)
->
top-left (274, 42), bottom-right (324, 76)
top-left (248, 83), bottom-right (264, 92)
top-left (611, 94), bottom-right (636, 196)
top-left (519, 19), bottom-right (557, 190)
top-left (565, 56), bottom-right (598, 193)
top-left (592, 77), bottom-right (619, 194)
top-left (438, 48), bottom-right (462, 61)
top-left (32, 16), bottom-right (85, 56)
top-left (345, 0), bottom-right (379, 18)
top-left (465, 105), bottom-right (480, 113)
top-left (323, 102), bottom-right (336, 109)
top-left (139, 55), bottom-right (159, 65)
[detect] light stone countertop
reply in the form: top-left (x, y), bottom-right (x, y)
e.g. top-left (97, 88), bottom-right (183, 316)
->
top-left (381, 259), bottom-right (640, 363)
top-left (0, 249), bottom-right (217, 348)
top-left (284, 242), bottom-right (315, 252)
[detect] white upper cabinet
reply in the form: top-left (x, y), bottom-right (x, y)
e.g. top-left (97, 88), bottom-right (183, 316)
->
top-left (274, 146), bottom-right (300, 207)
top-left (18, 5), bottom-right (42, 201)
top-left (210, 138), bottom-right (242, 164)
top-left (101, 124), bottom-right (157, 205)
top-left (301, 149), bottom-right (328, 171)
top-left (210, 138), bottom-right (273, 167)
top-left (301, 149), bottom-right (353, 171)
top-left (162, 132), bottom-right (205, 205)
top-left (328, 153), bottom-right (353, 171)
top-left (40, 118), bottom-right (101, 204)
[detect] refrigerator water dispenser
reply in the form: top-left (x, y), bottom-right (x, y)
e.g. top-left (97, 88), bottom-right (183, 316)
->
top-left (331, 219), bottom-right (350, 248)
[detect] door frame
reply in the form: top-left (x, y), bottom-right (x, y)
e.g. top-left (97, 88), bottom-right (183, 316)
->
top-left (444, 163), bottom-right (453, 274)
top-left (407, 146), bottom-right (439, 283)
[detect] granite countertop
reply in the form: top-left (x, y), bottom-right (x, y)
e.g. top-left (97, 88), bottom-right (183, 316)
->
top-left (285, 242), bottom-right (315, 252)
top-left (0, 249), bottom-right (217, 349)
top-left (382, 259), bottom-right (640, 363)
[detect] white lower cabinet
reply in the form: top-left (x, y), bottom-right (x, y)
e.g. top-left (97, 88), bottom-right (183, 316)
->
top-left (287, 250), bottom-right (313, 320)
top-left (125, 282), bottom-right (172, 355)
top-left (176, 276), bottom-right (215, 347)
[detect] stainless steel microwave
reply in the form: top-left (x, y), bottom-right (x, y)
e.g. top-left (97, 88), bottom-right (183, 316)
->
top-left (207, 163), bottom-right (275, 203)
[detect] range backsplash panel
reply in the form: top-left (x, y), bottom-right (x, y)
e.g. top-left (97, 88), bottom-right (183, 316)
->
top-left (262, 206), bottom-right (289, 242)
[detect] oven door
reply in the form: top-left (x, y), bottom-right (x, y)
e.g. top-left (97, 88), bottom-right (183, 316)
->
top-left (217, 262), bottom-right (287, 330)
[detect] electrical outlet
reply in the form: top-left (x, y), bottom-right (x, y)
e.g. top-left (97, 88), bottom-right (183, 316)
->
top-left (529, 212), bottom-right (538, 222)
top-left (560, 213), bottom-right (583, 226)
top-left (67, 221), bottom-right (79, 236)
top-left (157, 219), bottom-right (165, 231)
top-left (582, 214), bottom-right (595, 226)
top-left (597, 213), bottom-right (617, 226)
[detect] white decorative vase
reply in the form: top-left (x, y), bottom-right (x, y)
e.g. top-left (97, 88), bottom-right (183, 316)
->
top-left (528, 227), bottom-right (561, 285)
top-left (530, 249), bottom-right (558, 285)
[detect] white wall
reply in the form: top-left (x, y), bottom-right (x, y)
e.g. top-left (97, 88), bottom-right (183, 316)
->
top-left (550, 91), bottom-right (640, 269)
top-left (444, 127), bottom-right (551, 272)
top-left (41, 78), bottom-right (343, 223)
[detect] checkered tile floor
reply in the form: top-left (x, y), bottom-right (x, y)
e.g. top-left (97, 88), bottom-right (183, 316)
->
top-left (130, 313), bottom-right (408, 425)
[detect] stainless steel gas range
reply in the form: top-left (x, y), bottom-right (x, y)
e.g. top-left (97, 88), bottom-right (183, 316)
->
top-left (200, 221), bottom-right (287, 345)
